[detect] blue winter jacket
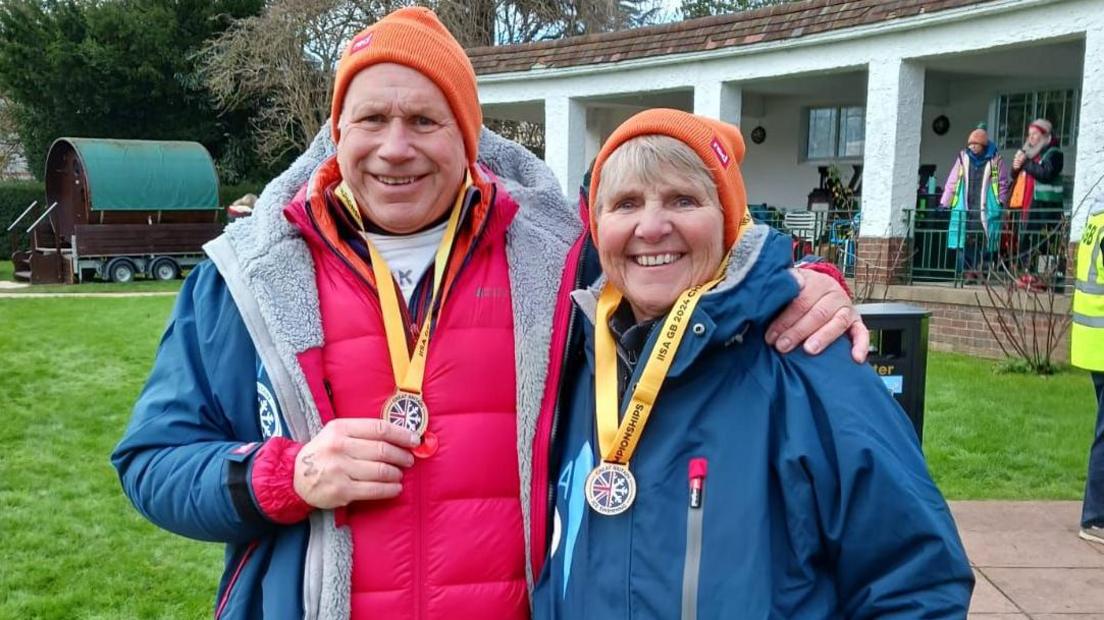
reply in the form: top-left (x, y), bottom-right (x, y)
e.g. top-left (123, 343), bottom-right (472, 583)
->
top-left (111, 262), bottom-right (309, 618)
top-left (534, 225), bottom-right (974, 619)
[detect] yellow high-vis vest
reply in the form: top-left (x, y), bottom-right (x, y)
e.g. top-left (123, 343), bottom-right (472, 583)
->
top-left (1073, 197), bottom-right (1104, 371)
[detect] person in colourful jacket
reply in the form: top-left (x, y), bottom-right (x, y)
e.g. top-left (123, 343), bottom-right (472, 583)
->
top-left (111, 9), bottom-right (865, 620)
top-left (1011, 118), bottom-right (1065, 287)
top-left (939, 124), bottom-right (1009, 282)
top-left (533, 110), bottom-right (974, 619)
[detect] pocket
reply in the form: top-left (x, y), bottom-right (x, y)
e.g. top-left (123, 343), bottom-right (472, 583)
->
top-left (681, 458), bottom-right (708, 620)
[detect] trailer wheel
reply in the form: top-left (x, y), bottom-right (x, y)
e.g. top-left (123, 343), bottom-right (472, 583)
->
top-left (106, 258), bottom-right (137, 283)
top-left (150, 258), bottom-right (180, 281)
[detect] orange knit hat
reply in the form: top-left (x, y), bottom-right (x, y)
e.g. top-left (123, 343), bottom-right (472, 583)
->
top-left (330, 7), bottom-right (481, 164)
top-left (968, 127), bottom-right (989, 147)
top-left (589, 108), bottom-right (749, 250)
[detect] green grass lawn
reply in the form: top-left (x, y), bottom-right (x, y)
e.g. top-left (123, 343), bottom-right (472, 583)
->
top-left (0, 295), bottom-right (220, 618)
top-left (0, 260), bottom-right (184, 294)
top-left (924, 352), bottom-right (1096, 499)
top-left (0, 293), bottom-right (1096, 617)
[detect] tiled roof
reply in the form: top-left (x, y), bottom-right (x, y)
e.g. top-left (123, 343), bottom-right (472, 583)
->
top-left (468, 0), bottom-right (997, 75)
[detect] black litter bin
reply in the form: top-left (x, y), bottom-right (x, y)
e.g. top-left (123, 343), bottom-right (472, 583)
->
top-left (856, 303), bottom-right (930, 442)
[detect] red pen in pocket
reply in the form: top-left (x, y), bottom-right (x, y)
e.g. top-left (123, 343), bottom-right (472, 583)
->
top-left (689, 457), bottom-right (708, 509)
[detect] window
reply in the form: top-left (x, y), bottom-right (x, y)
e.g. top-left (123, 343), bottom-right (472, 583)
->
top-left (994, 89), bottom-right (1079, 150)
top-left (805, 106), bottom-right (865, 160)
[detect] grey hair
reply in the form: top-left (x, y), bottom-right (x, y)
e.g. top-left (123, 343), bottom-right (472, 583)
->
top-left (594, 135), bottom-right (720, 214)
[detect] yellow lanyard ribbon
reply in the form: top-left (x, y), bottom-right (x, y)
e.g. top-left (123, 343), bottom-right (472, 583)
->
top-left (334, 176), bottom-right (469, 395)
top-left (593, 260), bottom-right (728, 465)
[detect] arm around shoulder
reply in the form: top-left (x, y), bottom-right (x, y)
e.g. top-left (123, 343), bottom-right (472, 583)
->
top-left (782, 344), bottom-right (974, 618)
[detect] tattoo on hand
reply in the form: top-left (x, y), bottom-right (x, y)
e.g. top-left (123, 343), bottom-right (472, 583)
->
top-left (302, 453), bottom-right (318, 477)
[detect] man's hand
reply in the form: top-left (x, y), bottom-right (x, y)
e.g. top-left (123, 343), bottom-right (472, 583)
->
top-left (1013, 151), bottom-right (1026, 171)
top-left (294, 418), bottom-right (419, 509)
top-left (765, 268), bottom-right (869, 363)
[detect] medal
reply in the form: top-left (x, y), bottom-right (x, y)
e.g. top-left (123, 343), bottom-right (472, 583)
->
top-left (585, 462), bottom-right (637, 515)
top-left (337, 176), bottom-right (470, 458)
top-left (589, 255), bottom-right (731, 515)
top-left (382, 391), bottom-right (429, 435)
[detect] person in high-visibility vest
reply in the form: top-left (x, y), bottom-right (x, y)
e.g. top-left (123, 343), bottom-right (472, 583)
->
top-left (1075, 193), bottom-right (1104, 544)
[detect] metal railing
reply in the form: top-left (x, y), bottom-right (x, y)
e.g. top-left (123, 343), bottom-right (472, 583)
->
top-left (752, 206), bottom-right (861, 278)
top-left (757, 205), bottom-right (1071, 288)
top-left (903, 207), bottom-right (1070, 288)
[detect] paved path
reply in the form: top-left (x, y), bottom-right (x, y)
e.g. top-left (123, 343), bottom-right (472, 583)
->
top-left (955, 501), bottom-right (1104, 618)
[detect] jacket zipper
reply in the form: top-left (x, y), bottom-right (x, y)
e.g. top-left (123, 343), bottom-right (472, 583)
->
top-left (529, 228), bottom-right (587, 579)
top-left (215, 540), bottom-right (258, 619)
top-left (681, 458), bottom-right (708, 620)
top-left (308, 184), bottom-right (493, 619)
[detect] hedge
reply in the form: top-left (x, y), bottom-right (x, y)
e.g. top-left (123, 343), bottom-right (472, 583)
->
top-left (0, 180), bottom-right (45, 258)
top-left (0, 180), bottom-right (270, 259)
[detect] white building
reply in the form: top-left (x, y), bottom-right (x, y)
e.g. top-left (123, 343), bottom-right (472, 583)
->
top-left (473, 0), bottom-right (1103, 286)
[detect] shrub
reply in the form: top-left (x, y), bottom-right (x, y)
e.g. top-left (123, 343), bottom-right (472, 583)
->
top-left (0, 180), bottom-right (45, 257)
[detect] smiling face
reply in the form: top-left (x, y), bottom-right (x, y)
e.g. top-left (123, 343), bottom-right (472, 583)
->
top-left (593, 136), bottom-right (726, 323)
top-left (336, 63), bottom-right (467, 234)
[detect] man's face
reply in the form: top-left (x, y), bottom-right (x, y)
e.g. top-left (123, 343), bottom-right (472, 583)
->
top-left (967, 141), bottom-right (986, 155)
top-left (1026, 126), bottom-right (1046, 147)
top-left (337, 63), bottom-right (467, 234)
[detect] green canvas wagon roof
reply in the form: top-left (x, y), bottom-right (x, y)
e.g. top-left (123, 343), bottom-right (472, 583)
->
top-left (48, 138), bottom-right (220, 211)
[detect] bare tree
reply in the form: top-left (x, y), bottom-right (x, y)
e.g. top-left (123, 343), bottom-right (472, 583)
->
top-left (497, 0), bottom-right (661, 42)
top-left (974, 173), bottom-right (1104, 374)
top-left (974, 217), bottom-right (1072, 375)
top-left (197, 0), bottom-right (664, 165)
top-left (0, 97), bottom-right (23, 178)
top-left (197, 0), bottom-right (400, 163)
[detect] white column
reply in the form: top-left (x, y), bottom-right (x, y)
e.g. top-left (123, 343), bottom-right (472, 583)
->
top-left (693, 81), bottom-right (742, 126)
top-left (860, 58), bottom-right (925, 238)
top-left (1072, 27), bottom-right (1104, 240)
top-left (544, 96), bottom-right (588, 196)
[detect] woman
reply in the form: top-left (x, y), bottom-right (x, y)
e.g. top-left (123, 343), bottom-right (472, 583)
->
top-left (533, 110), bottom-right (973, 619)
top-left (939, 123), bottom-right (1009, 282)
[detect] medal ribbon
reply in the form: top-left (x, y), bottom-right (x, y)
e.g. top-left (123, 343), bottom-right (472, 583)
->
top-left (593, 259), bottom-right (729, 466)
top-left (335, 175), bottom-right (469, 397)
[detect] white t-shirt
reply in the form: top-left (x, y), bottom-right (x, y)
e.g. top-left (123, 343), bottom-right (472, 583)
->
top-left (361, 221), bottom-right (448, 305)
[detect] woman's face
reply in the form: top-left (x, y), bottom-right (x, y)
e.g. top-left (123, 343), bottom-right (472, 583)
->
top-left (595, 165), bottom-right (725, 323)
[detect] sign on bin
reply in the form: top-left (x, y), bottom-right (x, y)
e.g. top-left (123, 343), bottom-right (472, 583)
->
top-left (856, 303), bottom-right (931, 442)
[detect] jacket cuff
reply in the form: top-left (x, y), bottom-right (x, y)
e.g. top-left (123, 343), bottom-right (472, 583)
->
top-left (249, 437), bottom-right (314, 524)
top-left (798, 261), bottom-right (852, 299)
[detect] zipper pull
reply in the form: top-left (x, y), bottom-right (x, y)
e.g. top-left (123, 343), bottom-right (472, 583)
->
top-left (688, 458), bottom-right (708, 509)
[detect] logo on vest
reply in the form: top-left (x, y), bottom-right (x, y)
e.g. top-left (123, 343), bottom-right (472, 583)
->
top-left (257, 382), bottom-right (283, 439)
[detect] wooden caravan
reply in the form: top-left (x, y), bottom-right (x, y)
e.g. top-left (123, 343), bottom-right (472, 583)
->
top-left (9, 138), bottom-right (224, 283)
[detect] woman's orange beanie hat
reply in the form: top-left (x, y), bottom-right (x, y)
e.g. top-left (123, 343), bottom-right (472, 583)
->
top-left (329, 7), bottom-right (481, 164)
top-left (588, 108), bottom-right (749, 250)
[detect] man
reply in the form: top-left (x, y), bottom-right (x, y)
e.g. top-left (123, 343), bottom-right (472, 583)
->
top-left (112, 8), bottom-right (865, 619)
top-left (939, 123), bottom-right (1009, 282)
top-left (1075, 194), bottom-right (1104, 544)
top-left (1011, 118), bottom-right (1065, 288)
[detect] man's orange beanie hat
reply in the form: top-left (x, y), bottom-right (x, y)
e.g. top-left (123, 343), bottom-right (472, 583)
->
top-left (330, 7), bottom-right (481, 164)
top-left (589, 108), bottom-right (749, 250)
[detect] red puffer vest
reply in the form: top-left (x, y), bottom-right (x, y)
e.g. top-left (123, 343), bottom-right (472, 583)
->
top-left (289, 161), bottom-right (527, 620)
